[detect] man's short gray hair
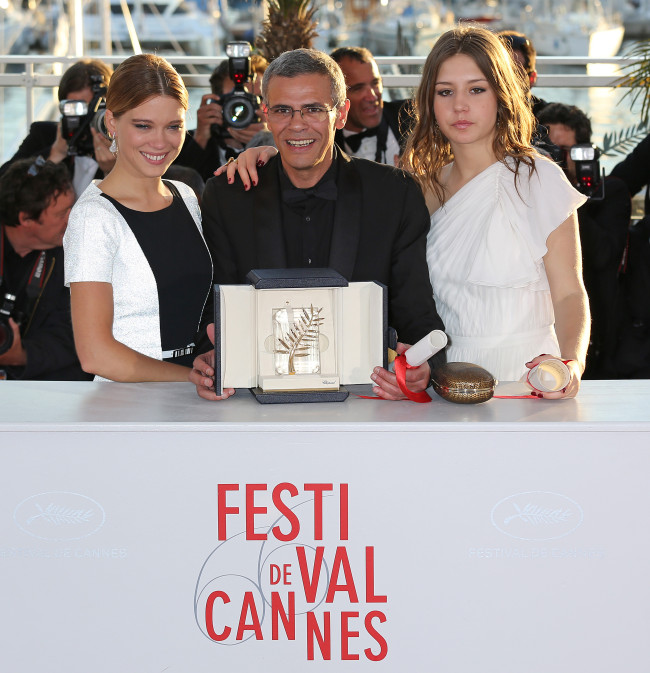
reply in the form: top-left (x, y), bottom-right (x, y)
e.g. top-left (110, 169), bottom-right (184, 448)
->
top-left (261, 48), bottom-right (346, 108)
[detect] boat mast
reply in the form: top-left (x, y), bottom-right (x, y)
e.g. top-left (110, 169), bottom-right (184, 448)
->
top-left (68, 0), bottom-right (84, 56)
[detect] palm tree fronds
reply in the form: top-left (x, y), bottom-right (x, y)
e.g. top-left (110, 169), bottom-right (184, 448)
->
top-left (614, 40), bottom-right (650, 126)
top-left (602, 120), bottom-right (648, 156)
top-left (255, 0), bottom-right (319, 62)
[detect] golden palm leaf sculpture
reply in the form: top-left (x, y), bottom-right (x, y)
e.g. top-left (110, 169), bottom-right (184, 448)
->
top-left (275, 305), bottom-right (324, 374)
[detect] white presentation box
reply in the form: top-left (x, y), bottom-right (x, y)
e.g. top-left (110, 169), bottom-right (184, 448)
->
top-left (213, 269), bottom-right (387, 403)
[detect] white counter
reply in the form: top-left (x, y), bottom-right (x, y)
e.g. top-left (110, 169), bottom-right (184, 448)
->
top-left (1, 378), bottom-right (649, 427)
top-left (1, 380), bottom-right (649, 672)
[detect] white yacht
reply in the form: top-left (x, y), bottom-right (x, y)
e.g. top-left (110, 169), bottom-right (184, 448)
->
top-left (364, 0), bottom-right (455, 56)
top-left (519, 0), bottom-right (625, 57)
top-left (82, 0), bottom-right (222, 55)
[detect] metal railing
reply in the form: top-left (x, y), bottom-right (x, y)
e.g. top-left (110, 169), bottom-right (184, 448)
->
top-left (0, 53), bottom-right (644, 164)
top-left (0, 54), bottom-right (642, 120)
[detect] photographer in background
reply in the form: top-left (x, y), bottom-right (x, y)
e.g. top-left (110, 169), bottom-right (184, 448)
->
top-left (0, 59), bottom-right (114, 198)
top-left (611, 131), bottom-right (650, 201)
top-left (497, 31), bottom-right (548, 119)
top-left (537, 103), bottom-right (631, 377)
top-left (608, 133), bottom-right (650, 378)
top-left (175, 45), bottom-right (272, 182)
top-left (0, 158), bottom-right (89, 380)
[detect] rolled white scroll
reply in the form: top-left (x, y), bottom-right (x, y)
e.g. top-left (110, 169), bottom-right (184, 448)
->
top-left (405, 330), bottom-right (448, 367)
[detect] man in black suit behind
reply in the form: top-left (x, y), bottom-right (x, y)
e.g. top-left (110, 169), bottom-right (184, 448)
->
top-left (330, 46), bottom-right (410, 166)
top-left (191, 48), bottom-right (445, 401)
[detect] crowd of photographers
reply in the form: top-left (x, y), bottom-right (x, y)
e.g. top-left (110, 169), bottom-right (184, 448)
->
top-left (1, 39), bottom-right (649, 380)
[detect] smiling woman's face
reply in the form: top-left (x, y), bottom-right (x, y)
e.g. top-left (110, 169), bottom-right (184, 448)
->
top-left (107, 95), bottom-right (186, 179)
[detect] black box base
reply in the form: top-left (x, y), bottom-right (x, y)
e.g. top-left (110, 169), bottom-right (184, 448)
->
top-left (251, 386), bottom-right (350, 404)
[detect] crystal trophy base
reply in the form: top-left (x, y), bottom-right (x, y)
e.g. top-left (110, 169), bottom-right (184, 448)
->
top-left (251, 386), bottom-right (349, 405)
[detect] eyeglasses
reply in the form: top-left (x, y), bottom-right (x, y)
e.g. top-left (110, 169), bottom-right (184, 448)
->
top-left (27, 155), bottom-right (46, 177)
top-left (265, 105), bottom-right (337, 124)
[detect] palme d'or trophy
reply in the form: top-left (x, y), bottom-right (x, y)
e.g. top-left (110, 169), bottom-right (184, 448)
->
top-left (213, 268), bottom-right (387, 404)
top-left (259, 297), bottom-right (342, 399)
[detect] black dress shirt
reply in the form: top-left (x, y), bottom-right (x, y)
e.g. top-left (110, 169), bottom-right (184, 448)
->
top-left (278, 156), bottom-right (338, 268)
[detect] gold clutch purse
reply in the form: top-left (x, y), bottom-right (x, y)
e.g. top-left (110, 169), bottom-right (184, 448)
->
top-left (431, 362), bottom-right (496, 404)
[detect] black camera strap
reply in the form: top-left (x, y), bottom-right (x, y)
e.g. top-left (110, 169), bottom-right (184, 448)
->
top-left (0, 224), bottom-right (50, 335)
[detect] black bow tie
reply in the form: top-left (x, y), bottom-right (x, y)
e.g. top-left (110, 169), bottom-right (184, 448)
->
top-left (282, 179), bottom-right (338, 206)
top-left (345, 126), bottom-right (379, 152)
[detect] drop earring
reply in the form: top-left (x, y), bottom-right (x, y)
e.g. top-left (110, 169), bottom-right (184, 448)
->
top-left (110, 133), bottom-right (118, 154)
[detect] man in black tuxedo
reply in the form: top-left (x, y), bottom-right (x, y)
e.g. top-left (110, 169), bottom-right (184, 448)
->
top-left (330, 47), bottom-right (411, 166)
top-left (191, 48), bottom-right (444, 401)
top-left (0, 60), bottom-right (114, 198)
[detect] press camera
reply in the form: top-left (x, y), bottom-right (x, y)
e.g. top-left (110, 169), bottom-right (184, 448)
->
top-left (209, 41), bottom-right (261, 136)
top-left (569, 144), bottom-right (605, 200)
top-left (59, 74), bottom-right (109, 157)
top-left (0, 291), bottom-right (21, 356)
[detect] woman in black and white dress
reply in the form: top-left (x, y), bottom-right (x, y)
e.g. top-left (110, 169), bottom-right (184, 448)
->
top-left (64, 54), bottom-right (212, 381)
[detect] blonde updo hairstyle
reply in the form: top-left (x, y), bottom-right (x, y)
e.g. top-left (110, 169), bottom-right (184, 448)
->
top-left (402, 25), bottom-right (537, 206)
top-left (106, 53), bottom-right (188, 117)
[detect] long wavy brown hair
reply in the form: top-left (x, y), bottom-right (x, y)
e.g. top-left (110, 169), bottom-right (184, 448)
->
top-left (402, 25), bottom-right (537, 206)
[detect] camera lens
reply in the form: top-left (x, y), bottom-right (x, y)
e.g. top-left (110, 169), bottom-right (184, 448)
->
top-left (91, 109), bottom-right (110, 140)
top-left (0, 319), bottom-right (13, 356)
top-left (0, 292), bottom-right (17, 355)
top-left (223, 97), bottom-right (256, 129)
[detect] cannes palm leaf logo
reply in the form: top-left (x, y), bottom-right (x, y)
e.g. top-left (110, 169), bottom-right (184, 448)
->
top-left (26, 502), bottom-right (94, 526)
top-left (491, 492), bottom-right (583, 541)
top-left (503, 503), bottom-right (572, 527)
top-left (14, 492), bottom-right (106, 541)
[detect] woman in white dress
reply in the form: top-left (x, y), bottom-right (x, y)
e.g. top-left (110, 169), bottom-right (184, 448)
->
top-left (400, 25), bottom-right (589, 397)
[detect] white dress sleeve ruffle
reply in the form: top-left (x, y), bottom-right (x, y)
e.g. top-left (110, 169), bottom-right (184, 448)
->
top-left (464, 156), bottom-right (587, 290)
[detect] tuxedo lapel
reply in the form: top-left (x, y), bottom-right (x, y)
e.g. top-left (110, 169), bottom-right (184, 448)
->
top-left (329, 151), bottom-right (361, 280)
top-left (252, 157), bottom-right (287, 269)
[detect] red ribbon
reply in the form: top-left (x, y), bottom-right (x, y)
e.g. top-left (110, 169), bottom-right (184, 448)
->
top-left (394, 354), bottom-right (432, 403)
top-left (493, 394), bottom-right (538, 399)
